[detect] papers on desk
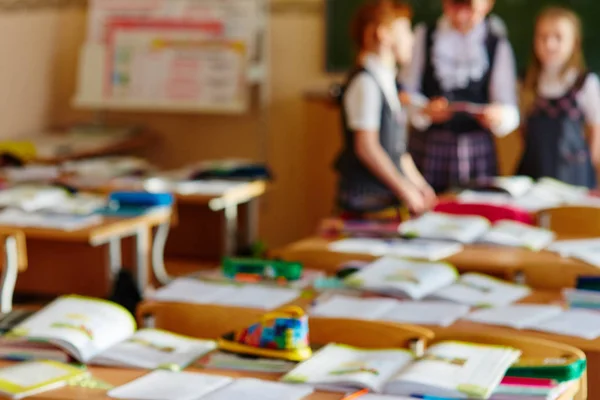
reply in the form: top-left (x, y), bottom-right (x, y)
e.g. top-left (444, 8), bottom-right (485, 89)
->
top-left (0, 186), bottom-right (70, 212)
top-left (328, 238), bottom-right (464, 261)
top-left (200, 379), bottom-right (314, 400)
top-left (398, 212), bottom-right (491, 243)
top-left (465, 305), bottom-right (600, 339)
top-left (0, 209), bottom-right (102, 231)
top-left (62, 156), bottom-right (151, 179)
top-left (151, 278), bottom-right (300, 310)
top-left (311, 295), bottom-right (470, 327)
top-left (478, 220), bottom-right (555, 251)
top-left (2, 165), bottom-right (60, 183)
top-left (144, 178), bottom-right (244, 195)
top-left (547, 238), bottom-right (600, 268)
top-left (344, 257), bottom-right (530, 306)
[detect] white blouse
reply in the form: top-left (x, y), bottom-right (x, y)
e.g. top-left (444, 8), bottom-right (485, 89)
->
top-left (537, 67), bottom-right (600, 125)
top-left (404, 17), bottom-right (520, 137)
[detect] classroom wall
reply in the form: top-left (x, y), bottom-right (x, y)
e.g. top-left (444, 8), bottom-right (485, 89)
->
top-left (46, 2), bottom-right (331, 249)
top-left (0, 10), bottom-right (63, 140)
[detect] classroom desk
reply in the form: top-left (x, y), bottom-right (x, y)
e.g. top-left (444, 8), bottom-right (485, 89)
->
top-left (5, 362), bottom-right (581, 400)
top-left (0, 228), bottom-right (26, 313)
top-left (272, 236), bottom-right (597, 290)
top-left (9, 208), bottom-right (172, 298)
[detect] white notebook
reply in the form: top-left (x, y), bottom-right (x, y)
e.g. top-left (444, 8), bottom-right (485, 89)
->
top-left (431, 273), bottom-right (532, 307)
top-left (107, 370), bottom-right (232, 400)
top-left (464, 305), bottom-right (565, 329)
top-left (398, 212), bottom-right (491, 244)
top-left (329, 238), bottom-right (464, 261)
top-left (529, 309), bottom-right (600, 340)
top-left (311, 295), bottom-right (470, 327)
top-left (200, 378), bottom-right (313, 400)
top-left (478, 220), bottom-right (555, 251)
top-left (151, 279), bottom-right (300, 310)
top-left (344, 257), bottom-right (459, 300)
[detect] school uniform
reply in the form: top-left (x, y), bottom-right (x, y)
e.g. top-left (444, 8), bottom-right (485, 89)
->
top-left (404, 17), bottom-right (519, 193)
top-left (335, 54), bottom-right (407, 216)
top-left (517, 68), bottom-right (600, 188)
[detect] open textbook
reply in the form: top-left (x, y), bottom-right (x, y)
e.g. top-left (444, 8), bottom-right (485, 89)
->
top-left (465, 305), bottom-right (600, 339)
top-left (478, 220), bottom-right (555, 251)
top-left (0, 296), bottom-right (216, 366)
top-left (344, 257), bottom-right (530, 306)
top-left (399, 212), bottom-right (491, 243)
top-left (282, 342), bottom-right (520, 399)
top-left (150, 278), bottom-right (301, 310)
top-left (547, 238), bottom-right (600, 268)
top-left (310, 295), bottom-right (470, 327)
top-left (328, 238), bottom-right (464, 261)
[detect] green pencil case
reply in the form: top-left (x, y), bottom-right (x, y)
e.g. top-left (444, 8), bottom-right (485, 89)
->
top-left (506, 357), bottom-right (587, 382)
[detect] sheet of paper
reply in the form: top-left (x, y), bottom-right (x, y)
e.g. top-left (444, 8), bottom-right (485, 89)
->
top-left (464, 305), bottom-right (564, 329)
top-left (479, 221), bottom-right (555, 251)
top-left (398, 212), bottom-right (490, 244)
top-left (200, 378), bottom-right (313, 400)
top-left (382, 301), bottom-right (471, 327)
top-left (107, 370), bottom-right (232, 400)
top-left (0, 362), bottom-right (72, 388)
top-left (329, 238), bottom-right (463, 261)
top-left (528, 309), bottom-right (600, 339)
top-left (433, 274), bottom-right (531, 307)
top-left (310, 295), bottom-right (398, 320)
top-left (208, 285), bottom-right (300, 310)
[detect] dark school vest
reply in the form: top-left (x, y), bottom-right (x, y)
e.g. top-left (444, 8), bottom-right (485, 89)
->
top-left (421, 23), bottom-right (500, 134)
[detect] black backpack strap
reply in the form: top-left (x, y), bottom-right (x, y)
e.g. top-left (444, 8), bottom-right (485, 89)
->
top-left (572, 70), bottom-right (590, 93)
top-left (485, 22), bottom-right (500, 70)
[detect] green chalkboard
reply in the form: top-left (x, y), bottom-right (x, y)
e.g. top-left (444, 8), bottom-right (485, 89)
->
top-left (325, 0), bottom-right (600, 75)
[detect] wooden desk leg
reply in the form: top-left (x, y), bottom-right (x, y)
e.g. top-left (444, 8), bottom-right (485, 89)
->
top-left (0, 236), bottom-right (18, 313)
top-left (135, 226), bottom-right (151, 296)
top-left (151, 221), bottom-right (172, 285)
top-left (222, 204), bottom-right (239, 257)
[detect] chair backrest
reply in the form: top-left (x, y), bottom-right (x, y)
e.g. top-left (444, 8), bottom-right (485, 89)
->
top-left (536, 206), bottom-right (600, 236)
top-left (432, 331), bottom-right (587, 400)
top-left (137, 301), bottom-right (435, 352)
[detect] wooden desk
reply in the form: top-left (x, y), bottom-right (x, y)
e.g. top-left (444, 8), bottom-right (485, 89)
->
top-left (272, 236), bottom-right (598, 290)
top-left (0, 228), bottom-right (26, 313)
top-left (9, 209), bottom-right (171, 297)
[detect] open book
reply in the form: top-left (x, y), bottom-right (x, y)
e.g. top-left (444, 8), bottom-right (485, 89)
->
top-left (547, 238), bottom-right (600, 268)
top-left (399, 212), bottom-right (491, 243)
top-left (478, 220), bottom-right (555, 251)
top-left (460, 176), bottom-right (534, 198)
top-left (282, 342), bottom-right (520, 399)
top-left (328, 238), bottom-right (464, 261)
top-left (465, 305), bottom-right (600, 339)
top-left (345, 257), bottom-right (530, 306)
top-left (0, 360), bottom-right (88, 399)
top-left (311, 295), bottom-right (470, 327)
top-left (150, 278), bottom-right (301, 310)
top-left (0, 296), bottom-right (216, 367)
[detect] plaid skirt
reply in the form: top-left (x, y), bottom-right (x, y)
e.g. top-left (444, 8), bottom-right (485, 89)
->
top-left (409, 129), bottom-right (498, 193)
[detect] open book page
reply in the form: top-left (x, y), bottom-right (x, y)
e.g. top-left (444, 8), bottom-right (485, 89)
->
top-left (0, 361), bottom-right (88, 399)
top-left (344, 257), bottom-right (458, 300)
top-left (310, 295), bottom-right (398, 320)
top-left (329, 238), bottom-right (463, 261)
top-left (382, 301), bottom-right (471, 327)
top-left (464, 305), bottom-right (564, 329)
top-left (201, 378), bottom-right (314, 400)
top-left (431, 273), bottom-right (531, 307)
top-left (107, 370), bottom-right (233, 400)
top-left (535, 178), bottom-right (589, 201)
top-left (569, 248), bottom-right (600, 268)
top-left (90, 329), bottom-right (216, 369)
top-left (547, 238), bottom-right (600, 256)
top-left (9, 296), bottom-right (136, 363)
top-left (282, 343), bottom-right (414, 393)
top-left (151, 279), bottom-right (299, 310)
top-left (398, 213), bottom-right (490, 244)
top-left (526, 309), bottom-right (600, 339)
top-left (385, 341), bottom-right (521, 399)
top-left (479, 221), bottom-right (555, 251)
top-left (493, 176), bottom-right (534, 197)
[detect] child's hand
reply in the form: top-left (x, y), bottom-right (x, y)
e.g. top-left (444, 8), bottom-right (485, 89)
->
top-left (418, 183), bottom-right (438, 209)
top-left (397, 186), bottom-right (427, 215)
top-left (478, 104), bottom-right (504, 130)
top-left (424, 97), bottom-right (452, 123)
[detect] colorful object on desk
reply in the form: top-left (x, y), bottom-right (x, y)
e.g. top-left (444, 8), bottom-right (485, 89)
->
top-left (341, 388), bottom-right (369, 400)
top-left (100, 191), bottom-right (173, 217)
top-left (222, 257), bottom-right (303, 283)
top-left (434, 201), bottom-right (534, 225)
top-left (507, 356), bottom-right (586, 382)
top-left (218, 306), bottom-right (312, 362)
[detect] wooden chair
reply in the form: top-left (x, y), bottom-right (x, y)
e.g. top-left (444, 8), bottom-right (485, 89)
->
top-left (136, 301), bottom-right (434, 352)
top-left (536, 206), bottom-right (600, 236)
top-left (433, 331), bottom-right (588, 400)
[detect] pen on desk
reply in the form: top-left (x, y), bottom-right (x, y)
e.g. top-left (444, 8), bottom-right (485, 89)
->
top-left (410, 395), bottom-right (457, 400)
top-left (341, 388), bottom-right (369, 400)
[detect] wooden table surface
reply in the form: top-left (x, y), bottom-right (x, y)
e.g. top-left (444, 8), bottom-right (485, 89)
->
top-left (273, 236), bottom-right (597, 290)
top-left (3, 362), bottom-right (580, 400)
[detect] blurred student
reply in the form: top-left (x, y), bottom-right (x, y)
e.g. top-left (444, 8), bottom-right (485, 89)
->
top-left (517, 7), bottom-right (600, 189)
top-left (335, 0), bottom-right (436, 220)
top-left (404, 0), bottom-right (519, 193)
